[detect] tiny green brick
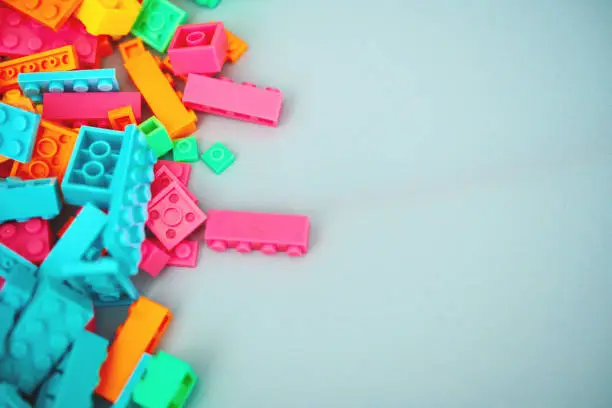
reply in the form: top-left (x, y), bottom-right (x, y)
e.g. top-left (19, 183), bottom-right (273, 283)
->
top-left (131, 0), bottom-right (188, 53)
top-left (139, 117), bottom-right (173, 158)
top-left (172, 136), bottom-right (199, 162)
top-left (201, 142), bottom-right (235, 174)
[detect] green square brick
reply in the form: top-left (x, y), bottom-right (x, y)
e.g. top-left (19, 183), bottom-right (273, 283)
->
top-left (173, 136), bottom-right (199, 162)
top-left (201, 142), bottom-right (235, 174)
top-left (131, 0), bottom-right (187, 52)
top-left (139, 117), bottom-right (173, 158)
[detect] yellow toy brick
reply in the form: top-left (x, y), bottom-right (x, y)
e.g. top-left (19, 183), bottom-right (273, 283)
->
top-left (77, 0), bottom-right (141, 36)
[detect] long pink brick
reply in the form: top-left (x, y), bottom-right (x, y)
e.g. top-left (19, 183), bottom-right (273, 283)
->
top-left (182, 74), bottom-right (283, 127)
top-left (204, 210), bottom-right (309, 256)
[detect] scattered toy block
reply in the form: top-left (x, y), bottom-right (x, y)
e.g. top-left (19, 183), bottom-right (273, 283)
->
top-left (168, 22), bottom-right (227, 76)
top-left (108, 106), bottom-right (137, 131)
top-left (18, 68), bottom-right (119, 99)
top-left (139, 116), bottom-right (173, 157)
top-left (154, 160), bottom-right (191, 185)
top-left (167, 240), bottom-right (199, 268)
top-left (0, 177), bottom-right (62, 223)
top-left (0, 0), bottom-right (83, 31)
top-left (0, 218), bottom-right (53, 265)
top-left (139, 238), bottom-right (170, 277)
top-left (172, 136), bottom-right (199, 162)
top-left (131, 0), bottom-right (187, 53)
top-left (0, 102), bottom-right (40, 163)
top-left (201, 141), bottom-right (235, 174)
top-left (77, 0), bottom-right (142, 36)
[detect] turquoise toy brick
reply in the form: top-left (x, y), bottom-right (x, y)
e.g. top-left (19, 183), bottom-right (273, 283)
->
top-left (201, 142), bottom-right (235, 174)
top-left (18, 69), bottom-right (120, 99)
top-left (131, 0), bottom-right (187, 53)
top-left (172, 136), bottom-right (199, 162)
top-left (0, 304), bottom-right (16, 360)
top-left (0, 177), bottom-right (62, 223)
top-left (103, 125), bottom-right (156, 276)
top-left (0, 243), bottom-right (37, 277)
top-left (0, 269), bottom-right (36, 323)
top-left (0, 102), bottom-right (40, 163)
top-left (0, 279), bottom-right (93, 394)
top-left (35, 330), bottom-right (108, 408)
top-left (39, 204), bottom-right (107, 279)
top-left (61, 126), bottom-right (125, 208)
top-left (139, 117), bottom-right (173, 158)
top-left (0, 382), bottom-right (30, 408)
top-left (112, 354), bottom-right (152, 408)
top-left (194, 0), bottom-right (222, 7)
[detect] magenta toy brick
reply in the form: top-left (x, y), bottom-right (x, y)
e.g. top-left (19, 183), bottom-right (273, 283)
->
top-left (204, 210), bottom-right (309, 256)
top-left (42, 92), bottom-right (142, 128)
top-left (167, 240), bottom-right (199, 268)
top-left (154, 160), bottom-right (191, 186)
top-left (0, 218), bottom-right (53, 265)
top-left (168, 22), bottom-right (228, 76)
top-left (139, 238), bottom-right (170, 277)
top-left (152, 164), bottom-right (198, 203)
top-left (147, 180), bottom-right (206, 251)
top-left (182, 74), bottom-right (283, 127)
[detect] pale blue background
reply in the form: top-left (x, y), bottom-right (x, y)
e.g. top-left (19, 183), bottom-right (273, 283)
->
top-left (101, 1), bottom-right (612, 407)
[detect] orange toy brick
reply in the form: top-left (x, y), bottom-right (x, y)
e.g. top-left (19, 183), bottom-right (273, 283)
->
top-left (0, 0), bottom-right (84, 31)
top-left (2, 89), bottom-right (35, 112)
top-left (225, 27), bottom-right (248, 63)
top-left (10, 120), bottom-right (78, 181)
top-left (108, 106), bottom-right (137, 131)
top-left (117, 37), bottom-right (146, 62)
top-left (0, 45), bottom-right (79, 91)
top-left (95, 297), bottom-right (172, 403)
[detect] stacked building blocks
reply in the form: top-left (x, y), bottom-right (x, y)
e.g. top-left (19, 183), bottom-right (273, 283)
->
top-left (0, 102), bottom-right (40, 162)
top-left (18, 68), bottom-right (119, 99)
top-left (168, 22), bottom-right (228, 76)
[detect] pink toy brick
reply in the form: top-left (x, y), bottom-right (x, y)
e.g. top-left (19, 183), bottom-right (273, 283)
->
top-left (204, 210), bottom-right (309, 256)
top-left (0, 8), bottom-right (99, 67)
top-left (168, 22), bottom-right (228, 76)
top-left (139, 238), bottom-right (170, 277)
top-left (42, 92), bottom-right (142, 128)
top-left (0, 218), bottom-right (53, 264)
top-left (182, 74), bottom-right (283, 127)
top-left (152, 164), bottom-right (198, 203)
top-left (154, 160), bottom-right (191, 186)
top-left (166, 239), bottom-right (199, 268)
top-left (147, 180), bottom-right (206, 251)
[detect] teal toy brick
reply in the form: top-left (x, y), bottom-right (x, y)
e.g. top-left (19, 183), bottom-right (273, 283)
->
top-left (112, 354), bottom-right (151, 408)
top-left (0, 102), bottom-right (41, 163)
top-left (0, 243), bottom-right (37, 277)
top-left (18, 69), bottom-right (120, 99)
top-left (0, 270), bottom-right (36, 334)
top-left (0, 304), bottom-right (16, 360)
top-left (193, 0), bottom-right (222, 7)
top-left (0, 382), bottom-right (30, 408)
top-left (0, 279), bottom-right (93, 394)
top-left (201, 142), bottom-right (235, 174)
top-left (61, 126), bottom-right (124, 208)
top-left (172, 136), bottom-right (199, 162)
top-left (0, 177), bottom-right (62, 223)
top-left (103, 125), bottom-right (156, 276)
top-left (131, 0), bottom-right (187, 53)
top-left (139, 117), bottom-right (173, 158)
top-left (35, 330), bottom-right (108, 408)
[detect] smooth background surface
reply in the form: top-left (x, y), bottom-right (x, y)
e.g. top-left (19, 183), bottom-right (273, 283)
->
top-left (102, 1), bottom-right (612, 407)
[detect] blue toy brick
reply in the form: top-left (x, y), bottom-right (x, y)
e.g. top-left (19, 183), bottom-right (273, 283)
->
top-left (112, 354), bottom-right (151, 408)
top-left (0, 270), bottom-right (36, 332)
top-left (18, 69), bottom-right (120, 99)
top-left (131, 0), bottom-right (188, 52)
top-left (0, 382), bottom-right (30, 408)
top-left (0, 243), bottom-right (37, 277)
top-left (35, 330), bottom-right (108, 408)
top-left (39, 204), bottom-right (107, 280)
top-left (103, 125), bottom-right (156, 276)
top-left (0, 102), bottom-right (40, 163)
top-left (0, 279), bottom-right (93, 394)
top-left (0, 304), bottom-right (17, 360)
top-left (0, 177), bottom-right (62, 223)
top-left (61, 126), bottom-right (125, 209)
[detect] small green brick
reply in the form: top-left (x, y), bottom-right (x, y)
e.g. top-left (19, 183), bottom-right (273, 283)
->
top-left (173, 136), bottom-right (199, 162)
top-left (139, 117), bottom-right (173, 158)
top-left (131, 0), bottom-right (188, 52)
top-left (201, 142), bottom-right (235, 174)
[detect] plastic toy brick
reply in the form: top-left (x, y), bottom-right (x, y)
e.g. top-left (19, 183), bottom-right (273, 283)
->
top-left (168, 22), bottom-right (227, 76)
top-left (0, 159), bottom-right (12, 177)
top-left (0, 0), bottom-right (83, 31)
top-left (132, 351), bottom-right (197, 408)
top-left (19, 68), bottom-right (119, 99)
top-left (108, 106), bottom-right (137, 131)
top-left (0, 45), bottom-right (79, 92)
top-left (103, 125), bottom-right (156, 276)
top-left (154, 160), bottom-right (190, 185)
top-left (1, 89), bottom-right (35, 112)
top-left (0, 278), bottom-right (93, 394)
top-left (35, 330), bottom-right (108, 408)
top-left (61, 127), bottom-right (124, 208)
top-left (96, 297), bottom-right (172, 403)
top-left (76, 0), bottom-right (141, 36)
top-left (42, 92), bottom-right (141, 128)
top-left (0, 302), bottom-right (15, 360)
top-left (112, 353), bottom-right (151, 408)
top-left (0, 243), bottom-right (36, 280)
top-left (10, 120), bottom-right (78, 182)
top-left (0, 102), bottom-right (40, 163)
top-left (147, 180), bottom-right (206, 251)
top-left (0, 265), bottom-right (36, 337)
top-left (151, 164), bottom-right (197, 203)
top-left (224, 26), bottom-right (248, 63)
top-left (0, 382), bottom-right (30, 408)
top-left (201, 141), bottom-right (235, 175)
top-left (85, 315), bottom-right (96, 332)
top-left (117, 37), bottom-right (146, 63)
top-left (194, 0), bottom-right (221, 7)
top-left (97, 36), bottom-right (113, 58)
top-left (139, 239), bottom-right (170, 277)
top-left (131, 0), bottom-right (187, 53)
top-left (139, 116), bottom-right (173, 157)
top-left (183, 74), bottom-right (283, 127)
top-left (0, 7), bottom-right (98, 67)
top-left (0, 177), bottom-right (62, 223)
top-left (160, 56), bottom-right (187, 82)
top-left (167, 240), bottom-right (199, 268)
top-left (122, 48), bottom-right (196, 139)
top-left (0, 219), bottom-right (52, 265)
top-left (172, 136), bottom-right (199, 162)
top-left (205, 210), bottom-right (310, 256)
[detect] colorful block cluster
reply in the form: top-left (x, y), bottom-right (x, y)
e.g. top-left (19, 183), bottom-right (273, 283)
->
top-left (0, 1), bottom-right (310, 407)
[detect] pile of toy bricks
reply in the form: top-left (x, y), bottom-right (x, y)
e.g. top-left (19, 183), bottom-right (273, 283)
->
top-left (0, 0), bottom-right (311, 406)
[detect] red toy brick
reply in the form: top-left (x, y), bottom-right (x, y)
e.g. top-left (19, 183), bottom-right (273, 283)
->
top-left (166, 240), bottom-right (199, 268)
top-left (0, 218), bottom-right (53, 264)
top-left (139, 238), bottom-right (170, 277)
top-left (153, 160), bottom-right (191, 186)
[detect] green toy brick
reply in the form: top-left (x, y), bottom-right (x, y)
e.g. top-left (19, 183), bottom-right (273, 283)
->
top-left (139, 117), bottom-right (173, 157)
top-left (193, 0), bottom-right (222, 7)
top-left (172, 136), bottom-right (199, 162)
top-left (131, 0), bottom-right (188, 53)
top-left (132, 351), bottom-right (197, 408)
top-left (201, 142), bottom-right (235, 174)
